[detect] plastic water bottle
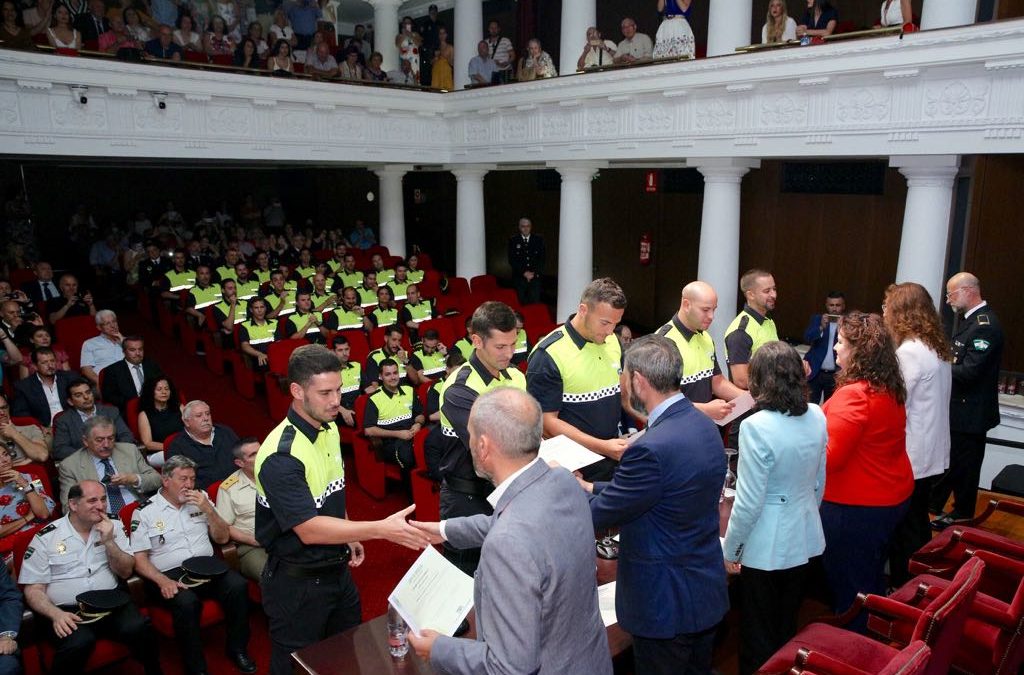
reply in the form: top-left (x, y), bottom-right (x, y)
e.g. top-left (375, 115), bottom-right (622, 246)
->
top-left (387, 603), bottom-right (408, 659)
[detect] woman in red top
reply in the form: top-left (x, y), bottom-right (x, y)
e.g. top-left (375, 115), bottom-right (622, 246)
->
top-left (821, 312), bottom-right (913, 627)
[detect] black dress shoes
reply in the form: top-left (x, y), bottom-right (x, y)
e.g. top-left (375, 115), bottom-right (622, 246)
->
top-left (228, 652), bottom-right (258, 673)
top-left (930, 512), bottom-right (967, 531)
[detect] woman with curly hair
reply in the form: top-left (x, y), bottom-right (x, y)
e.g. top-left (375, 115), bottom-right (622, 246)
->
top-left (821, 312), bottom-right (913, 628)
top-left (883, 283), bottom-right (952, 585)
top-left (722, 341), bottom-right (827, 674)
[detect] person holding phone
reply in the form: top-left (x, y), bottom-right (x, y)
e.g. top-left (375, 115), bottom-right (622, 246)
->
top-left (803, 291), bottom-right (846, 403)
top-left (576, 26), bottom-right (617, 70)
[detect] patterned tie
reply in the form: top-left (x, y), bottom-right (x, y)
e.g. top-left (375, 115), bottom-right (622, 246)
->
top-left (101, 458), bottom-right (126, 515)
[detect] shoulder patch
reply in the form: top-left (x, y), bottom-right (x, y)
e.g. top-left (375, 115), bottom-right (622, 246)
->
top-left (536, 329), bottom-right (565, 351)
top-left (38, 523), bottom-right (57, 536)
top-left (977, 314), bottom-right (990, 326)
top-left (275, 426), bottom-right (297, 455)
top-left (22, 545), bottom-right (34, 560)
top-left (973, 339), bottom-right (990, 351)
top-left (220, 474), bottom-right (240, 490)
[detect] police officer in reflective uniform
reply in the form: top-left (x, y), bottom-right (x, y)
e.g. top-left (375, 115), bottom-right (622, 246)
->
top-left (20, 480), bottom-right (162, 675)
top-left (930, 273), bottom-right (1004, 527)
top-left (255, 345), bottom-right (429, 675)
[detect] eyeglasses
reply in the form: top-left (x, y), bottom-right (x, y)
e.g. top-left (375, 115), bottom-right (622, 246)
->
top-left (945, 287), bottom-right (968, 300)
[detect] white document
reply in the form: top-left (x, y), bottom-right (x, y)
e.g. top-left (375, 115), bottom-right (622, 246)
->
top-left (539, 435), bottom-right (605, 473)
top-left (388, 545), bottom-right (474, 637)
top-left (716, 391), bottom-right (755, 427)
top-left (598, 582), bottom-right (617, 627)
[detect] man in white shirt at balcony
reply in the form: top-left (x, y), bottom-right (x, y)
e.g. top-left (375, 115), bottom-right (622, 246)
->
top-left (484, 19), bottom-right (514, 83)
top-left (468, 40), bottom-right (497, 86)
top-left (615, 17), bottom-right (653, 64)
top-left (577, 26), bottom-right (617, 70)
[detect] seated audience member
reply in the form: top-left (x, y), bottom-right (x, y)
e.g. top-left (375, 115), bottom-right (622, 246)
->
top-left (339, 45), bottom-right (363, 80)
top-left (345, 23), bottom-right (371, 61)
top-left (166, 400), bottom-right (239, 489)
top-left (137, 376), bottom-right (184, 465)
top-left (214, 248), bottom-right (241, 284)
top-left (407, 329), bottom-right (447, 386)
top-left (267, 37), bottom-right (294, 73)
top-left (100, 335), bottom-right (163, 415)
top-left (0, 444), bottom-right (54, 539)
top-left (58, 416), bottom-right (160, 512)
top-left (211, 279), bottom-right (243, 347)
top-left (47, 273), bottom-right (95, 324)
top-left (80, 310), bottom-right (125, 385)
top-left (246, 19), bottom-right (267, 57)
top-left (20, 480), bottom-right (162, 675)
top-left (0, 280), bottom-right (31, 315)
top-left (204, 14), bottom-right (234, 55)
top-left (405, 254), bottom-right (425, 283)
top-left (332, 336), bottom-right (362, 427)
top-left (269, 7), bottom-right (296, 47)
top-left (363, 359), bottom-right (424, 471)
top-left (797, 0), bottom-right (838, 38)
top-left (512, 310), bottom-right (530, 367)
top-left (233, 262), bottom-right (261, 300)
top-left (333, 253), bottom-right (364, 290)
top-left (238, 297), bottom-right (277, 368)
top-left (0, 300), bottom-right (35, 347)
top-left (325, 287), bottom-right (368, 334)
top-left (46, 3), bottom-right (82, 50)
top-left (452, 316), bottom-right (473, 360)
top-left (19, 326), bottom-right (70, 378)
top-left (282, 290), bottom-right (328, 344)
top-left (422, 350), bottom-right (466, 479)
top-left (356, 271), bottom-right (379, 308)
top-left (615, 17), bottom-right (652, 64)
top-left (307, 40), bottom-right (338, 79)
top-left (365, 325), bottom-right (408, 391)
top-left (517, 38), bottom-right (556, 80)
top-left (363, 50), bottom-right (388, 82)
top-left (722, 342), bottom-right (827, 675)
top-left (184, 264), bottom-right (221, 329)
top-left (290, 248), bottom-right (316, 282)
top-left (262, 270), bottom-right (296, 318)
top-left (233, 35), bottom-right (258, 67)
top-left (577, 26), bottom-right (616, 70)
top-left (74, 0), bottom-right (108, 42)
top-left (369, 253), bottom-right (395, 284)
top-left (99, 12), bottom-right (143, 55)
top-left (53, 378), bottom-right (134, 462)
top-left (387, 264), bottom-right (411, 301)
top-left (880, 0), bottom-right (911, 27)
top-left (0, 329), bottom-right (20, 385)
top-left (467, 40), bottom-right (496, 85)
top-left (212, 438), bottom-right (265, 581)
top-left (122, 6), bottom-right (149, 42)
top-left (1, 0), bottom-right (48, 50)
top-left (399, 284), bottom-right (434, 344)
top-left (349, 219), bottom-right (376, 250)
top-left (764, 0), bottom-right (798, 43)
top-left (387, 56), bottom-right (417, 85)
top-left (130, 455), bottom-right (254, 675)
top-left (173, 12), bottom-right (202, 51)
top-left (20, 261), bottom-right (60, 304)
top-left (308, 273), bottom-right (335, 312)
top-left (368, 286), bottom-right (398, 329)
top-left (12, 348), bottom-right (74, 427)
top-left (0, 391), bottom-right (50, 465)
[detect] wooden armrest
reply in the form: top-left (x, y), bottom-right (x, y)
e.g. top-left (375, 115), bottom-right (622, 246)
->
top-left (969, 498), bottom-right (1024, 526)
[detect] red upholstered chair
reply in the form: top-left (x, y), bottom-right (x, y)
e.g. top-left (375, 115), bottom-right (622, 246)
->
top-left (415, 252), bottom-right (433, 270)
top-left (367, 245), bottom-right (390, 259)
top-left (54, 316), bottom-right (98, 371)
top-left (469, 274), bottom-right (498, 294)
top-left (519, 302), bottom-right (554, 328)
top-left (433, 294), bottom-right (462, 317)
top-left (350, 395), bottom-right (401, 500)
top-left (230, 324), bottom-right (258, 399)
top-left (201, 307), bottom-right (227, 375)
top-left (264, 339), bottom-right (303, 420)
top-left (756, 556), bottom-right (984, 675)
top-left (336, 330), bottom-right (369, 366)
top-left (888, 550), bottom-right (1024, 675)
top-left (788, 640), bottom-right (931, 675)
top-left (410, 469), bottom-right (440, 523)
top-left (445, 277), bottom-right (470, 298)
top-left (18, 461), bottom-right (58, 517)
top-left (8, 269), bottom-right (34, 288)
top-left (124, 397), bottom-right (141, 439)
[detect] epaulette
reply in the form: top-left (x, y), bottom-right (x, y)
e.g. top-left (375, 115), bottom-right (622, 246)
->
top-left (536, 328), bottom-right (566, 351)
top-left (136, 498), bottom-right (153, 509)
top-left (37, 523), bottom-right (58, 536)
top-left (220, 474), bottom-right (240, 490)
top-left (977, 314), bottom-right (990, 326)
top-left (656, 323), bottom-right (672, 337)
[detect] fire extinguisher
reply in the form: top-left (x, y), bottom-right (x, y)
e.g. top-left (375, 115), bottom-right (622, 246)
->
top-left (639, 232), bottom-right (652, 266)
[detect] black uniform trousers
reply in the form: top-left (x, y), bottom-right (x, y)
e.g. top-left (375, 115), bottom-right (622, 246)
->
top-left (930, 430), bottom-right (988, 518)
top-left (261, 558), bottom-right (361, 675)
top-left (439, 481), bottom-right (492, 576)
top-left (632, 625), bottom-right (716, 675)
top-left (51, 602), bottom-right (161, 675)
top-left (513, 274), bottom-right (542, 306)
top-left (145, 567), bottom-right (249, 674)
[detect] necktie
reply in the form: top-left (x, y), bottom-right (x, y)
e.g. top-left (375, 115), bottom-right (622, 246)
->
top-left (42, 282), bottom-right (53, 301)
top-left (132, 364), bottom-right (144, 394)
top-left (101, 458), bottom-right (126, 514)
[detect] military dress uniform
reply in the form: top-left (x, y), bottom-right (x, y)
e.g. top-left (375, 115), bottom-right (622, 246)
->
top-left (527, 318), bottom-right (623, 482)
top-left (256, 409), bottom-right (360, 675)
top-left (130, 491), bottom-right (250, 675)
top-left (19, 515), bottom-right (161, 674)
top-left (214, 470), bottom-right (267, 581)
top-left (507, 232), bottom-right (545, 305)
top-left (657, 314), bottom-right (722, 404)
top-left (438, 353), bottom-right (526, 574)
top-left (364, 385), bottom-right (423, 469)
top-left (930, 304), bottom-right (1004, 519)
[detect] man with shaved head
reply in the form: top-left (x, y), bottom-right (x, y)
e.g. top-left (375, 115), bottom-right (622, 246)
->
top-left (930, 272), bottom-right (1004, 528)
top-left (652, 281), bottom-right (744, 422)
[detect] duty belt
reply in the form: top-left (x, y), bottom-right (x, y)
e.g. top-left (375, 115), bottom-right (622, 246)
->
top-left (443, 475), bottom-right (493, 498)
top-left (275, 549), bottom-right (351, 579)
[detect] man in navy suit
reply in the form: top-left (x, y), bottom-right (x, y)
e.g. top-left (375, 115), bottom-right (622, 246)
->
top-left (12, 347), bottom-right (75, 427)
top-left (583, 335), bottom-right (728, 675)
top-left (802, 291), bottom-right (845, 404)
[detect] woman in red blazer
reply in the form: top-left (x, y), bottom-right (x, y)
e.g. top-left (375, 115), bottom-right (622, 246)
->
top-left (821, 312), bottom-right (913, 628)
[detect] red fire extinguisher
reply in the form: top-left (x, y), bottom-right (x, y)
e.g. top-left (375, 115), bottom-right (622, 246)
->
top-left (639, 233), bottom-right (652, 266)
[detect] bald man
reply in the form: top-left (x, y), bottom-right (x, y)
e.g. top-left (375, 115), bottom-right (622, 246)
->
top-left (930, 273), bottom-right (1004, 528)
top-left (651, 282), bottom-right (744, 423)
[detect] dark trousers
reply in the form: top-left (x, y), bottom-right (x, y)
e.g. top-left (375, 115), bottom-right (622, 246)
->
top-left (50, 602), bottom-right (161, 675)
top-left (821, 499), bottom-right (908, 632)
top-left (888, 475), bottom-right (937, 587)
top-left (632, 625), bottom-right (716, 675)
top-left (0, 655), bottom-right (15, 675)
top-left (738, 564), bottom-right (808, 675)
top-left (930, 430), bottom-right (987, 518)
top-left (439, 481), bottom-right (492, 576)
top-left (374, 437), bottom-right (415, 470)
top-left (261, 559), bottom-right (361, 675)
top-left (807, 370), bottom-right (836, 404)
top-left (513, 273), bottom-right (541, 305)
top-left (146, 567), bottom-right (249, 674)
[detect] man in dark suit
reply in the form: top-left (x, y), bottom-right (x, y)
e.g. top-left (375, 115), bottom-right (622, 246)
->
top-left (12, 348), bottom-right (75, 426)
top-left (73, 0), bottom-right (110, 43)
top-left (100, 336), bottom-right (162, 416)
top-left (20, 261), bottom-right (60, 304)
top-left (931, 273), bottom-right (1004, 527)
top-left (52, 379), bottom-right (135, 461)
top-left (507, 217), bottom-right (545, 305)
top-left (802, 291), bottom-right (846, 404)
top-left (585, 335), bottom-right (729, 674)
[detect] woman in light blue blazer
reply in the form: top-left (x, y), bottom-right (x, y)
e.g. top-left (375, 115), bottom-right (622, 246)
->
top-left (722, 341), bottom-right (827, 675)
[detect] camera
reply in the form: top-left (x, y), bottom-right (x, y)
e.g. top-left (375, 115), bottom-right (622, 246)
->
top-left (70, 85), bottom-right (88, 105)
top-left (153, 92), bottom-right (167, 110)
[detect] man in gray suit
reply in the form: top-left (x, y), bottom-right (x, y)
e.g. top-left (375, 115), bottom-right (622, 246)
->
top-left (408, 388), bottom-right (611, 675)
top-left (58, 416), bottom-right (161, 512)
top-left (52, 378), bottom-right (135, 461)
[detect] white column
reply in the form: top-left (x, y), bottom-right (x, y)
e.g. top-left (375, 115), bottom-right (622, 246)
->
top-left (707, 0), bottom-right (753, 57)
top-left (891, 156), bottom-right (960, 305)
top-left (450, 166), bottom-right (491, 279)
top-left (367, 0), bottom-right (401, 72)
top-left (559, 0), bottom-right (595, 76)
top-left (695, 159), bottom-right (760, 357)
top-left (373, 165), bottom-right (410, 257)
top-left (453, 0), bottom-right (483, 90)
top-left (921, 0), bottom-right (977, 30)
top-left (554, 163), bottom-right (600, 320)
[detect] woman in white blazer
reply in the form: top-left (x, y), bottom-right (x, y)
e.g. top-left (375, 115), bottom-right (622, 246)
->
top-left (722, 341), bottom-right (827, 675)
top-left (883, 282), bottom-right (952, 585)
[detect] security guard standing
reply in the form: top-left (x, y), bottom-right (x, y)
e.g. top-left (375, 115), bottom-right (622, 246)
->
top-left (364, 359), bottom-right (424, 470)
top-left (507, 217), bottom-right (545, 305)
top-left (20, 480), bottom-right (162, 675)
top-left (930, 272), bottom-right (1004, 527)
top-left (656, 281), bottom-right (743, 421)
top-left (527, 278), bottom-right (628, 482)
top-left (255, 345), bottom-right (429, 675)
top-left (438, 301), bottom-right (526, 574)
